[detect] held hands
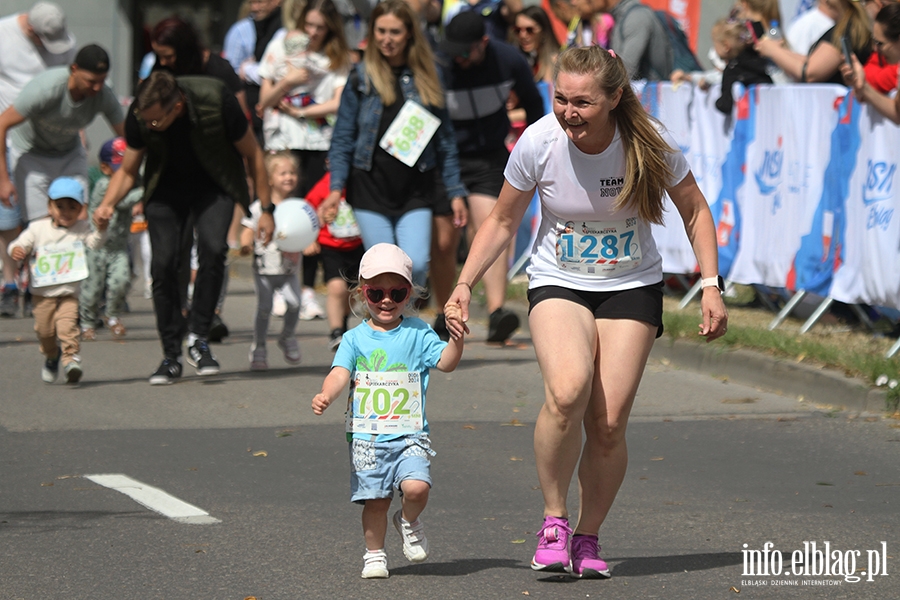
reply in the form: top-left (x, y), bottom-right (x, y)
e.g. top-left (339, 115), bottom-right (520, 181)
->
top-left (258, 212), bottom-right (275, 245)
top-left (698, 287), bottom-right (729, 342)
top-left (311, 392), bottom-right (332, 415)
top-left (318, 190), bottom-right (341, 224)
top-left (93, 204), bottom-right (114, 229)
top-left (444, 282), bottom-right (472, 340)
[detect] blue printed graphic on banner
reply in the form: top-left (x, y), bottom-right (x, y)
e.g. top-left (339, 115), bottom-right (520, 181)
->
top-left (788, 94), bottom-right (860, 294)
top-left (710, 85), bottom-right (755, 278)
top-left (640, 83), bottom-right (660, 120)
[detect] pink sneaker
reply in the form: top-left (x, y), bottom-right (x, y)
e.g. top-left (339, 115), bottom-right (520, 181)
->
top-left (571, 534), bottom-right (610, 578)
top-left (531, 516), bottom-right (572, 572)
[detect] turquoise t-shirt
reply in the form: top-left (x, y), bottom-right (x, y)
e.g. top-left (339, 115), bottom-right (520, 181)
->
top-left (333, 316), bottom-right (447, 442)
top-left (12, 67), bottom-right (124, 156)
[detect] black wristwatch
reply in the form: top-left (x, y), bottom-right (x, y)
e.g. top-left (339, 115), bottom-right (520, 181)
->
top-left (262, 203), bottom-right (276, 214)
top-left (700, 275), bottom-right (725, 293)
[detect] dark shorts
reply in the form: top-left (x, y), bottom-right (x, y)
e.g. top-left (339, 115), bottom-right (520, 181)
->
top-left (459, 147), bottom-right (509, 198)
top-left (527, 282), bottom-right (665, 338)
top-left (320, 245), bottom-right (364, 283)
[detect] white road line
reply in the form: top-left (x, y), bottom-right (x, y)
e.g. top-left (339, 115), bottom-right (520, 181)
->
top-left (84, 474), bottom-right (220, 525)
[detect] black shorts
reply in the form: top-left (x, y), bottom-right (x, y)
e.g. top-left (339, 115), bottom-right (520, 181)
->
top-left (527, 282), bottom-right (665, 338)
top-left (459, 147), bottom-right (509, 197)
top-left (320, 245), bottom-right (364, 283)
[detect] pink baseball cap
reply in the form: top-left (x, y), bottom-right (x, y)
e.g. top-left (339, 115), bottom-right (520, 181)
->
top-left (359, 243), bottom-right (413, 285)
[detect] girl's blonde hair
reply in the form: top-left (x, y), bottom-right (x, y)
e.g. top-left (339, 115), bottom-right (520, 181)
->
top-left (362, 0), bottom-right (445, 107)
top-left (263, 150), bottom-right (299, 177)
top-left (351, 275), bottom-right (428, 320)
top-left (553, 47), bottom-right (674, 225)
top-left (831, 0), bottom-right (872, 55)
top-left (741, 0), bottom-right (781, 29)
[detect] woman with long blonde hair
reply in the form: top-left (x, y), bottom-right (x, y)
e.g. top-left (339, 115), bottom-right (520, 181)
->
top-left (445, 47), bottom-right (727, 578)
top-left (322, 0), bottom-right (467, 290)
top-left (756, 0), bottom-right (872, 83)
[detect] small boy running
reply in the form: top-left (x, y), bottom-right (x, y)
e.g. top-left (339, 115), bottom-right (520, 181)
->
top-left (79, 137), bottom-right (143, 339)
top-left (311, 243), bottom-right (466, 578)
top-left (8, 177), bottom-right (107, 383)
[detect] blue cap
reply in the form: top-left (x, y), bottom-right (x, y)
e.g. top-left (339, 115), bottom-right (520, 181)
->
top-left (47, 177), bottom-right (86, 205)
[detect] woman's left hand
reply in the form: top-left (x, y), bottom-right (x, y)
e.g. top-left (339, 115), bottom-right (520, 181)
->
top-left (754, 36), bottom-right (782, 59)
top-left (450, 196), bottom-right (468, 228)
top-left (277, 99), bottom-right (302, 119)
top-left (698, 287), bottom-right (728, 342)
top-left (445, 283), bottom-right (473, 339)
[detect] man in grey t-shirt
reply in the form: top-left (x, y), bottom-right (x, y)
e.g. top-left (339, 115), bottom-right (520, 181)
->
top-left (0, 44), bottom-right (125, 223)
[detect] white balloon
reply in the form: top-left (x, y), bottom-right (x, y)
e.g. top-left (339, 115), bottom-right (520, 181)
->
top-left (273, 198), bottom-right (320, 252)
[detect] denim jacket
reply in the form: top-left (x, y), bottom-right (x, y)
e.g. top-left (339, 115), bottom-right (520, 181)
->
top-left (328, 63), bottom-right (468, 200)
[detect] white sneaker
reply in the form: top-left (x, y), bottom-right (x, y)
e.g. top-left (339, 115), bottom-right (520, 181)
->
top-left (393, 510), bottom-right (428, 562)
top-left (299, 287), bottom-right (325, 320)
top-left (361, 549), bottom-right (389, 579)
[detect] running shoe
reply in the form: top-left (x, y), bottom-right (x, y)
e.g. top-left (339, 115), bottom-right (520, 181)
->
top-left (249, 345), bottom-right (268, 371)
top-left (393, 510), bottom-right (428, 562)
top-left (64, 358), bottom-right (83, 384)
top-left (208, 314), bottom-right (229, 343)
top-left (41, 347), bottom-right (61, 383)
top-left (299, 287), bottom-right (325, 320)
top-left (149, 357), bottom-right (183, 385)
top-left (277, 337), bottom-right (301, 365)
top-left (487, 307), bottom-right (519, 343)
top-left (187, 339), bottom-right (220, 375)
top-left (328, 328), bottom-right (343, 352)
top-left (361, 549), bottom-right (389, 579)
top-left (571, 534), bottom-right (611, 578)
top-left (531, 515), bottom-right (572, 573)
top-left (0, 284), bottom-right (17, 317)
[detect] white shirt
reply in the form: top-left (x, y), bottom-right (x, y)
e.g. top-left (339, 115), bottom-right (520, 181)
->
top-left (0, 14), bottom-right (76, 112)
top-left (787, 7), bottom-right (835, 56)
top-left (504, 113), bottom-right (690, 291)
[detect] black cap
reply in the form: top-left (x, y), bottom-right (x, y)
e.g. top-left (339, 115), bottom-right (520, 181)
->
top-left (73, 44), bottom-right (110, 74)
top-left (440, 11), bottom-right (485, 57)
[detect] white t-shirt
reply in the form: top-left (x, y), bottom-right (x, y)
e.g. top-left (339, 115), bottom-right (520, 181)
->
top-left (241, 200), bottom-right (301, 275)
top-left (0, 14), bottom-right (75, 112)
top-left (787, 8), bottom-right (835, 56)
top-left (258, 30), bottom-right (349, 152)
top-left (504, 113), bottom-right (690, 292)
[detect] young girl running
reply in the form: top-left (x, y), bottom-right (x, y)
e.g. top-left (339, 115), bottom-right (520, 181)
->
top-left (311, 243), bottom-right (465, 578)
top-left (240, 151), bottom-right (303, 370)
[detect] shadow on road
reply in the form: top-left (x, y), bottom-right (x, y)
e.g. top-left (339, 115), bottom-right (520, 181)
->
top-left (389, 557), bottom-right (522, 576)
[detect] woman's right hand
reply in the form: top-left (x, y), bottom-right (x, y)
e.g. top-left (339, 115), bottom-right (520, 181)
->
top-left (444, 282), bottom-right (472, 339)
top-left (318, 190), bottom-right (342, 224)
top-left (840, 53), bottom-right (866, 100)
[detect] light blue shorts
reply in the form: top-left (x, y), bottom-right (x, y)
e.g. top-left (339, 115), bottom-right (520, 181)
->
top-left (349, 433), bottom-right (433, 504)
top-left (0, 200), bottom-right (21, 231)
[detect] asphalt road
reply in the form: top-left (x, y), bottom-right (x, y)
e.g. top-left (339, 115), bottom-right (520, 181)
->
top-left (1, 262), bottom-right (897, 599)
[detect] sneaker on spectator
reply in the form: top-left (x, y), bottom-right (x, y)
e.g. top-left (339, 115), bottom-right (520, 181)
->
top-left (0, 284), bottom-right (17, 317)
top-left (433, 314), bottom-right (450, 342)
top-left (361, 549), bottom-right (389, 579)
top-left (328, 328), bottom-right (343, 352)
top-left (531, 515), bottom-right (572, 573)
top-left (41, 347), bottom-right (61, 383)
top-left (186, 339), bottom-right (220, 375)
top-left (64, 357), bottom-right (83, 384)
top-left (571, 534), bottom-right (611, 579)
top-left (81, 327), bottom-right (96, 341)
top-left (487, 307), bottom-right (519, 343)
top-left (249, 344), bottom-right (268, 371)
top-left (393, 510), bottom-right (428, 562)
top-left (299, 286), bottom-right (325, 320)
top-left (149, 357), bottom-right (183, 385)
top-left (208, 314), bottom-right (229, 343)
top-left (278, 337), bottom-right (301, 365)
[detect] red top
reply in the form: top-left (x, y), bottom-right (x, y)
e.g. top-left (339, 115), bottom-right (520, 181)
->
top-left (304, 172), bottom-right (363, 251)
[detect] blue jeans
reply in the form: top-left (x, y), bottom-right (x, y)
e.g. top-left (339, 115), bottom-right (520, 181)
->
top-left (353, 208), bottom-right (432, 288)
